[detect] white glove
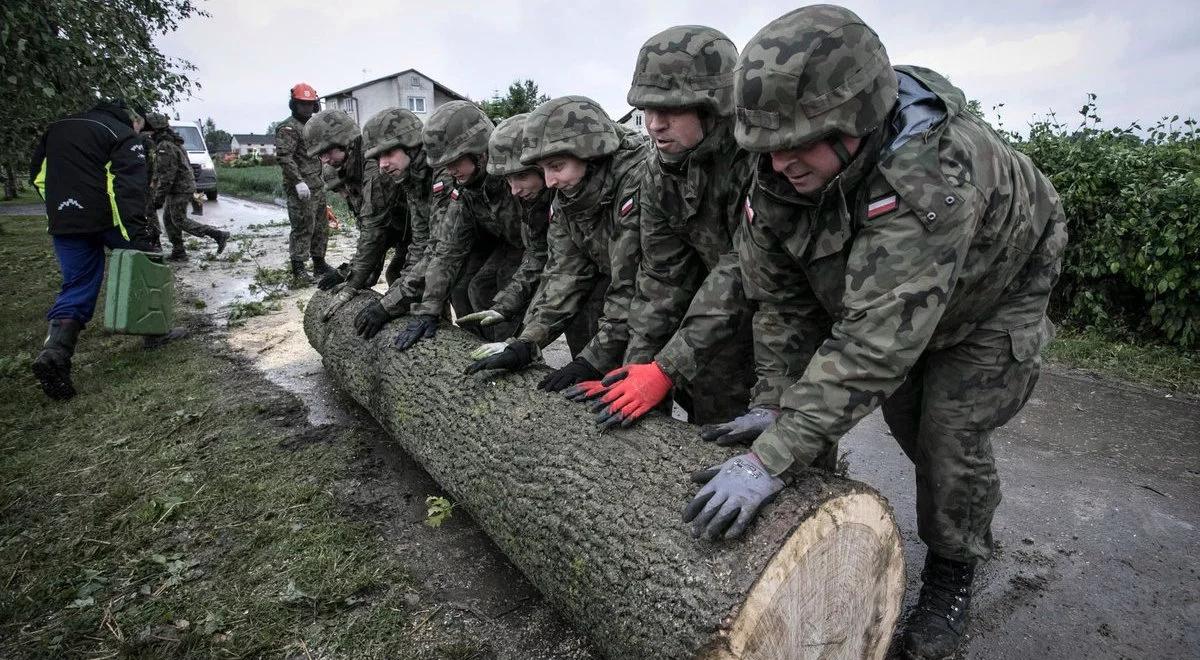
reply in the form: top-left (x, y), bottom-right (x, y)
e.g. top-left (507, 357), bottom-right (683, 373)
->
top-left (469, 342), bottom-right (508, 360)
top-left (295, 182), bottom-right (311, 200)
top-left (457, 309), bottom-right (505, 327)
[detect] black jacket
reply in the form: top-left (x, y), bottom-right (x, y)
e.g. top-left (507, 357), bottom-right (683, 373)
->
top-left (30, 101), bottom-right (149, 238)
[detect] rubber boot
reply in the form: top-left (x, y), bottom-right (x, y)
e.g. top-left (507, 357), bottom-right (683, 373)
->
top-left (311, 255), bottom-right (334, 278)
top-left (210, 229), bottom-right (230, 255)
top-left (902, 553), bottom-right (976, 659)
top-left (168, 246), bottom-right (188, 262)
top-left (291, 258), bottom-right (314, 287)
top-left (31, 319), bottom-right (82, 400)
top-left (143, 327), bottom-right (190, 349)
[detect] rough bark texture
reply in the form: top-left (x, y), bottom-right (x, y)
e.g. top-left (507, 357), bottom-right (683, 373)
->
top-left (306, 289), bottom-right (901, 659)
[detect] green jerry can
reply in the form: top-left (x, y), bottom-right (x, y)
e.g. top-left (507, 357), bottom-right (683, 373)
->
top-left (103, 249), bottom-right (175, 335)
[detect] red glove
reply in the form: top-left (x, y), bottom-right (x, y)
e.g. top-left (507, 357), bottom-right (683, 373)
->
top-left (562, 379), bottom-right (606, 403)
top-left (591, 361), bottom-right (673, 430)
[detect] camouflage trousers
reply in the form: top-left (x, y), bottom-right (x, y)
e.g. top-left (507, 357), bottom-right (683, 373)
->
top-left (673, 316), bottom-right (756, 425)
top-left (285, 188), bottom-right (328, 261)
top-left (564, 276), bottom-right (609, 358)
top-left (467, 242), bottom-right (526, 342)
top-left (880, 318), bottom-right (1047, 563)
top-left (162, 195), bottom-right (218, 248)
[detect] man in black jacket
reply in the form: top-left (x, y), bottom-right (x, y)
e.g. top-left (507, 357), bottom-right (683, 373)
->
top-left (29, 99), bottom-right (157, 400)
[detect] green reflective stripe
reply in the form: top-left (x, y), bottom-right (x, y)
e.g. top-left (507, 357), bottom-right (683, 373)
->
top-left (33, 158), bottom-right (47, 200)
top-left (105, 161), bottom-right (130, 240)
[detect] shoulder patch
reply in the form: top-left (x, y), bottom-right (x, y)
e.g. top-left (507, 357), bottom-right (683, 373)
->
top-left (618, 195), bottom-right (636, 217)
top-left (867, 194), bottom-right (898, 219)
top-left (450, 188), bottom-right (460, 201)
top-left (744, 197), bottom-right (755, 225)
top-left (432, 181), bottom-right (445, 194)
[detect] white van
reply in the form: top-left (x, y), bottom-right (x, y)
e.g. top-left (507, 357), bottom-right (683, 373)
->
top-left (169, 120), bottom-right (219, 200)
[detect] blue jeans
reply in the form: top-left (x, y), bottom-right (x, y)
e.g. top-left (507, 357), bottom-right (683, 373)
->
top-left (47, 227), bottom-right (134, 325)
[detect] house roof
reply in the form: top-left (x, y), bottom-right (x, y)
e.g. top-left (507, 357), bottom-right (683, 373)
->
top-left (232, 133), bottom-right (275, 145)
top-left (322, 68), bottom-right (470, 102)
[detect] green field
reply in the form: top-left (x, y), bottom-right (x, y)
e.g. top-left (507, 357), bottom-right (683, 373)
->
top-left (217, 166), bottom-right (349, 218)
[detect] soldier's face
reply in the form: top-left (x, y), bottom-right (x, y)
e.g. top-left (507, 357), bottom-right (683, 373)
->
top-left (505, 171), bottom-right (545, 201)
top-left (538, 155), bottom-right (588, 191)
top-left (293, 101), bottom-right (317, 120)
top-left (379, 148), bottom-right (412, 177)
top-left (644, 107), bottom-right (704, 154)
top-left (320, 147), bottom-right (347, 167)
top-left (769, 135), bottom-right (862, 194)
top-left (446, 155), bottom-right (478, 183)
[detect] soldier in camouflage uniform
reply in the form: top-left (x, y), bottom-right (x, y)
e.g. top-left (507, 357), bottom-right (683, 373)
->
top-left (145, 113), bottom-right (229, 261)
top-left (389, 102), bottom-right (551, 350)
top-left (680, 7), bottom-right (1068, 658)
top-left (275, 83), bottom-right (329, 284)
top-left (464, 96), bottom-right (648, 393)
top-left (571, 26), bottom-right (757, 429)
top-left (133, 112), bottom-right (163, 250)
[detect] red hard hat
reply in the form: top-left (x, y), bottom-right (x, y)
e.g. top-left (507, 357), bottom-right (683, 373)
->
top-left (291, 83), bottom-right (318, 101)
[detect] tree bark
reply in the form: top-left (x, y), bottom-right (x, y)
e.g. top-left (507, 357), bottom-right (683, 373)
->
top-left (306, 289), bottom-right (906, 660)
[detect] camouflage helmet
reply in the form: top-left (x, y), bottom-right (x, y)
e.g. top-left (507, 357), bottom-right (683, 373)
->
top-left (487, 113), bottom-right (534, 177)
top-left (304, 110), bottom-right (359, 157)
top-left (422, 101), bottom-right (494, 168)
top-left (144, 112), bottom-right (170, 131)
top-left (627, 25), bottom-right (738, 116)
top-left (520, 95), bottom-right (619, 165)
top-left (362, 107), bottom-right (424, 159)
top-left (734, 5), bottom-right (898, 153)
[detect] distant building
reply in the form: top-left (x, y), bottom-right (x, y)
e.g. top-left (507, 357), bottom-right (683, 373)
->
top-left (617, 108), bottom-right (647, 136)
top-left (230, 134), bottom-right (276, 156)
top-left (321, 69), bottom-right (471, 125)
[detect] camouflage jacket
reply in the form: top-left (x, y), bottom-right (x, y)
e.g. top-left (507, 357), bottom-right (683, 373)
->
top-left (275, 115), bottom-right (324, 190)
top-left (624, 120), bottom-right (755, 383)
top-left (151, 130), bottom-right (195, 204)
top-left (339, 136), bottom-right (411, 289)
top-left (411, 172), bottom-right (550, 319)
top-left (518, 129), bottom-right (649, 372)
top-left (744, 66), bottom-right (1067, 476)
top-left (141, 133), bottom-right (158, 217)
top-left (377, 151), bottom-right (455, 312)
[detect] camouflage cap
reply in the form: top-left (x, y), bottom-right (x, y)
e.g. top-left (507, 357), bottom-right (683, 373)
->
top-left (734, 4), bottom-right (898, 153)
top-left (487, 113), bottom-right (534, 176)
top-left (627, 25), bottom-right (738, 116)
top-left (362, 107), bottom-right (424, 158)
top-left (422, 101), bottom-right (494, 168)
top-left (144, 112), bottom-right (170, 131)
top-left (304, 110), bottom-right (360, 157)
top-left (520, 95), bottom-right (619, 165)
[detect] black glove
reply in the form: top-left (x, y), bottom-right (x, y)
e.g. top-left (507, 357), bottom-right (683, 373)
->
top-left (353, 301), bottom-right (392, 339)
top-left (464, 340), bottom-right (535, 375)
top-left (393, 314), bottom-right (438, 351)
top-left (317, 263), bottom-right (349, 291)
top-left (537, 356), bottom-right (601, 392)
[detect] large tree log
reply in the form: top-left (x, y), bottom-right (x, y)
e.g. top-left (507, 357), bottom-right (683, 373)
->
top-left (306, 289), bottom-right (905, 660)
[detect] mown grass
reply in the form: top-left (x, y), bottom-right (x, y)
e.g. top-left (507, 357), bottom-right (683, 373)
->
top-left (0, 216), bottom-right (478, 658)
top-left (1045, 324), bottom-right (1200, 396)
top-left (0, 187), bottom-right (41, 206)
top-left (217, 165), bottom-right (350, 219)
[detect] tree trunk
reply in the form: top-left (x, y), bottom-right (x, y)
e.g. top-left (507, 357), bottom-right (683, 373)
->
top-left (3, 163), bottom-right (18, 201)
top-left (305, 289), bottom-right (906, 660)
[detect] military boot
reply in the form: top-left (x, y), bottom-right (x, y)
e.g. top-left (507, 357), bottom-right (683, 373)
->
top-left (311, 255), bottom-right (334, 278)
top-left (291, 258), bottom-right (314, 287)
top-left (31, 319), bottom-right (82, 400)
top-left (210, 229), bottom-right (230, 255)
top-left (902, 553), bottom-right (976, 659)
top-left (168, 246), bottom-right (189, 262)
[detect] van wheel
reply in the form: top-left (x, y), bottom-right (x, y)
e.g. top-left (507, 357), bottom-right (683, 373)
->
top-left (206, 191), bottom-right (218, 201)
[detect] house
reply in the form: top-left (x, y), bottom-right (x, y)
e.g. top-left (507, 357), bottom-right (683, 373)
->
top-left (230, 134), bottom-right (276, 156)
top-left (321, 69), bottom-right (470, 125)
top-left (617, 108), bottom-right (647, 136)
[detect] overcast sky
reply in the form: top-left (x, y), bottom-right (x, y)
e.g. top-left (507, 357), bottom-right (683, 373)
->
top-left (159, 0), bottom-right (1200, 136)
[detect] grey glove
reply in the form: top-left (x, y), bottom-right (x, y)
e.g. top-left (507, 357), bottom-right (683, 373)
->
top-left (682, 452), bottom-right (784, 541)
top-left (457, 309), bottom-right (505, 327)
top-left (469, 342), bottom-right (508, 360)
top-left (698, 407), bottom-right (780, 446)
top-left (295, 182), bottom-right (311, 200)
top-left (322, 286), bottom-right (358, 322)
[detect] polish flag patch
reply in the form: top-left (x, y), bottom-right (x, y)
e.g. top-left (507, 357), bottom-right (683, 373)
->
top-left (618, 196), bottom-right (636, 217)
top-left (867, 194), bottom-right (898, 219)
top-left (432, 181), bottom-right (445, 194)
top-left (450, 188), bottom-right (460, 201)
top-left (744, 197), bottom-right (755, 224)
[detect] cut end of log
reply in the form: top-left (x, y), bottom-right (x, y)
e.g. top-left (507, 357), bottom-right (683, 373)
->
top-left (713, 493), bottom-right (905, 660)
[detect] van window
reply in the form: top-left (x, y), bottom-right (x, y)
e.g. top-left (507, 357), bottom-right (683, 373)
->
top-left (174, 125), bottom-right (206, 152)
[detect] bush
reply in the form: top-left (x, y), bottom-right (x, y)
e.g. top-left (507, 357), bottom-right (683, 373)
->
top-left (1011, 98), bottom-right (1200, 349)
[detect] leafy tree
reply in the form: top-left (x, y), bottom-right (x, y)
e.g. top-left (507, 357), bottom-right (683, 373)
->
top-left (267, 120), bottom-right (286, 136)
top-left (202, 116), bottom-right (232, 153)
top-left (0, 0), bottom-right (206, 198)
top-left (481, 79), bottom-right (551, 123)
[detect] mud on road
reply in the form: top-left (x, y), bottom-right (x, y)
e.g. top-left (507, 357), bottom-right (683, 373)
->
top-left (182, 195), bottom-right (1198, 659)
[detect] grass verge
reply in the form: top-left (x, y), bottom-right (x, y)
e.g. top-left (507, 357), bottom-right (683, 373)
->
top-left (0, 187), bottom-right (41, 206)
top-left (217, 166), bottom-right (350, 219)
top-left (0, 215), bottom-right (477, 658)
top-left (1044, 324), bottom-right (1200, 396)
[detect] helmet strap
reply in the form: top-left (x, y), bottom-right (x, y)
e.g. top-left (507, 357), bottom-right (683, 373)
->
top-left (828, 136), bottom-right (854, 168)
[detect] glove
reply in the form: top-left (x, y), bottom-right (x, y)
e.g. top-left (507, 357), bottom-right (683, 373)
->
top-left (682, 452), bottom-right (784, 541)
top-left (457, 309), bottom-right (506, 327)
top-left (698, 407), bottom-right (781, 446)
top-left (469, 342), bottom-right (509, 360)
top-left (538, 356), bottom-right (602, 392)
top-left (562, 379), bottom-right (606, 402)
top-left (317, 263), bottom-right (348, 291)
top-left (590, 361), bottom-right (673, 430)
top-left (295, 182), bottom-right (311, 200)
top-left (353, 300), bottom-right (393, 339)
top-left (323, 286), bottom-right (359, 323)
top-left (464, 339), bottom-right (535, 375)
top-left (393, 314), bottom-right (438, 351)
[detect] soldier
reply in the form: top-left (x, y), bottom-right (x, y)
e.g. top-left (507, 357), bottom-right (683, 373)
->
top-left (464, 96), bottom-right (648, 393)
top-left (145, 113), bottom-right (229, 261)
top-left (132, 110), bottom-right (163, 251)
top-left (275, 82), bottom-right (330, 285)
top-left (390, 103), bottom-right (552, 351)
top-left (680, 7), bottom-right (1068, 659)
top-left (570, 25), bottom-right (757, 429)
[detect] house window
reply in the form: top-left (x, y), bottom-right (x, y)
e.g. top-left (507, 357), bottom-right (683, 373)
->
top-left (408, 97), bottom-right (427, 113)
top-left (410, 75), bottom-right (421, 88)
